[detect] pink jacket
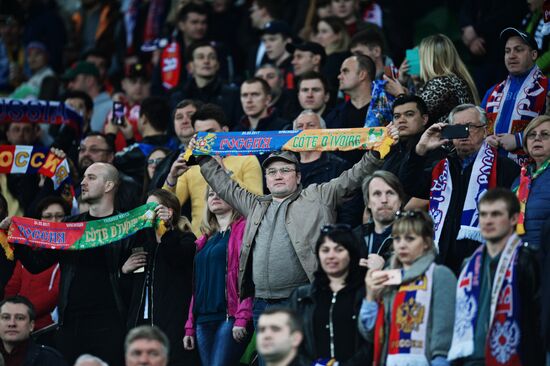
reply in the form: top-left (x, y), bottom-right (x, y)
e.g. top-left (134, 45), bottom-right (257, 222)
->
top-left (185, 217), bottom-right (253, 336)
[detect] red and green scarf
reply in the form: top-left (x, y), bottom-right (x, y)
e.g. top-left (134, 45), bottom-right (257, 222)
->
top-left (1, 203), bottom-right (166, 260)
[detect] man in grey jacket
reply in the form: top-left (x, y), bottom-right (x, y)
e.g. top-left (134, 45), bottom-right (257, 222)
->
top-left (187, 136), bottom-right (388, 326)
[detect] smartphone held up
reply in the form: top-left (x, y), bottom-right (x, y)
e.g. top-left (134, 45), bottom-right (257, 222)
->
top-left (112, 101), bottom-right (125, 126)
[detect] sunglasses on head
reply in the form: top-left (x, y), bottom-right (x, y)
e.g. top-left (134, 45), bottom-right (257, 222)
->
top-left (394, 210), bottom-right (420, 219)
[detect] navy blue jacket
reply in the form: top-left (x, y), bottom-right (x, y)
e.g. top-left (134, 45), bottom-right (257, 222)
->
top-left (512, 165), bottom-right (550, 249)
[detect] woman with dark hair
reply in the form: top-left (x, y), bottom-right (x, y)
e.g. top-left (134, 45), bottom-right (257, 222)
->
top-left (4, 196), bottom-right (70, 344)
top-left (359, 210), bottom-right (456, 366)
top-left (141, 147), bottom-right (171, 201)
top-left (122, 189), bottom-right (196, 366)
top-left (183, 186), bottom-right (253, 366)
top-left (289, 224), bottom-right (371, 365)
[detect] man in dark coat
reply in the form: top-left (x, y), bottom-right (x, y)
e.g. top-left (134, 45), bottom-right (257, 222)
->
top-left (402, 104), bottom-right (520, 274)
top-left (13, 163), bottom-right (132, 365)
top-left (0, 296), bottom-right (67, 365)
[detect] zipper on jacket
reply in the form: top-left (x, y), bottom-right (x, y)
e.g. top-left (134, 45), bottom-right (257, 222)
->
top-left (225, 230), bottom-right (229, 321)
top-left (150, 242), bottom-right (159, 326)
top-left (134, 263), bottom-right (147, 328)
top-left (329, 292), bottom-right (337, 358)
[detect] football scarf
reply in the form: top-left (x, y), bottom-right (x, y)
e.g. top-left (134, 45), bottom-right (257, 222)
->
top-left (485, 65), bottom-right (547, 164)
top-left (0, 99), bottom-right (83, 135)
top-left (0, 145), bottom-right (71, 190)
top-left (373, 264), bottom-right (435, 366)
top-left (515, 158), bottom-right (550, 234)
top-left (448, 235), bottom-right (523, 366)
top-left (1, 203), bottom-right (165, 253)
top-left (429, 142), bottom-right (497, 248)
top-left (185, 128), bottom-right (394, 159)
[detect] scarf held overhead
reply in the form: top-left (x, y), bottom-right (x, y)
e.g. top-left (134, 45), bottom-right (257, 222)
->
top-left (0, 98), bottom-right (83, 135)
top-left (4, 202), bottom-right (162, 251)
top-left (429, 142), bottom-right (497, 248)
top-left (186, 128), bottom-right (394, 159)
top-left (0, 145), bottom-right (71, 190)
top-left (448, 235), bottom-right (523, 366)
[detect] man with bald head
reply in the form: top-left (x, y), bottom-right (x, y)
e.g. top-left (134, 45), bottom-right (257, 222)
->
top-left (14, 162), bottom-right (132, 365)
top-left (77, 133), bottom-right (141, 212)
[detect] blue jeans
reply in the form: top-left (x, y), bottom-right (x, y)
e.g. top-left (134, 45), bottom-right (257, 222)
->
top-left (253, 298), bottom-right (290, 366)
top-left (196, 318), bottom-right (249, 366)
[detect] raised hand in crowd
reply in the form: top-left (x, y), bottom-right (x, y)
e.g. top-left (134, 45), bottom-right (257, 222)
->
top-left (0, 217), bottom-right (11, 230)
top-left (364, 268), bottom-right (388, 302)
top-left (415, 122), bottom-right (449, 156)
top-left (359, 253), bottom-right (385, 271)
top-left (386, 122), bottom-right (400, 145)
top-left (383, 74), bottom-right (407, 97)
top-left (165, 153), bottom-right (191, 187)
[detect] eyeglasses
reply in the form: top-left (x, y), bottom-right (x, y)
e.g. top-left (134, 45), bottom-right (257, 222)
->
top-left (78, 146), bottom-right (111, 154)
top-left (41, 213), bottom-right (65, 220)
top-left (321, 224), bottom-right (352, 234)
top-left (265, 167), bottom-right (296, 176)
top-left (526, 131), bottom-right (550, 141)
top-left (466, 123), bottom-right (486, 130)
top-left (147, 158), bottom-right (164, 165)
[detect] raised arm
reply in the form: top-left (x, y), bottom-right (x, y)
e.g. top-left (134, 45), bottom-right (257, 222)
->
top-left (199, 157), bottom-right (258, 217)
top-left (315, 151), bottom-right (383, 208)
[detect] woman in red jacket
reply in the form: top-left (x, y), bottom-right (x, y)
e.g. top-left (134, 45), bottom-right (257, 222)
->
top-left (4, 196), bottom-right (69, 340)
top-left (183, 186), bottom-right (253, 366)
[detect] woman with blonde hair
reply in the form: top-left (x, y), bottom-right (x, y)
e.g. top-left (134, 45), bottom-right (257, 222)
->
top-left (386, 34), bottom-right (479, 125)
top-left (183, 186), bottom-right (253, 366)
top-left (360, 210), bottom-right (457, 366)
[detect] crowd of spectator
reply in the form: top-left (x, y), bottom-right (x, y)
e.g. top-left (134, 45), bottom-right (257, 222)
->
top-left (1, 0), bottom-right (550, 366)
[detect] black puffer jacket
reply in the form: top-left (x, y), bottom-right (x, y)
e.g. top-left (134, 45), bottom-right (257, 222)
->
top-left (289, 281), bottom-right (372, 366)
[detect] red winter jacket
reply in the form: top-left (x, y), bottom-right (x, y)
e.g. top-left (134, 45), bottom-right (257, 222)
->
top-left (4, 261), bottom-right (60, 330)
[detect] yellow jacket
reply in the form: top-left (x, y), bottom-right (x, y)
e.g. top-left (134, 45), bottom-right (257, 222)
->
top-left (163, 156), bottom-right (263, 236)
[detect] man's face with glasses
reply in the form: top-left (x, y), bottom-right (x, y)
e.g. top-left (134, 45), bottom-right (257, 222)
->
top-left (78, 135), bottom-right (113, 172)
top-left (450, 108), bottom-right (486, 158)
top-left (265, 161), bottom-right (301, 200)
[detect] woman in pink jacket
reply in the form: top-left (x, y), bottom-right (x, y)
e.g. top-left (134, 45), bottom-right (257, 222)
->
top-left (183, 186), bottom-right (253, 366)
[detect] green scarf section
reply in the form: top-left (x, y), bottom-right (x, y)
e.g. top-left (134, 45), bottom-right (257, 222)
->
top-left (6, 202), bottom-right (162, 251)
